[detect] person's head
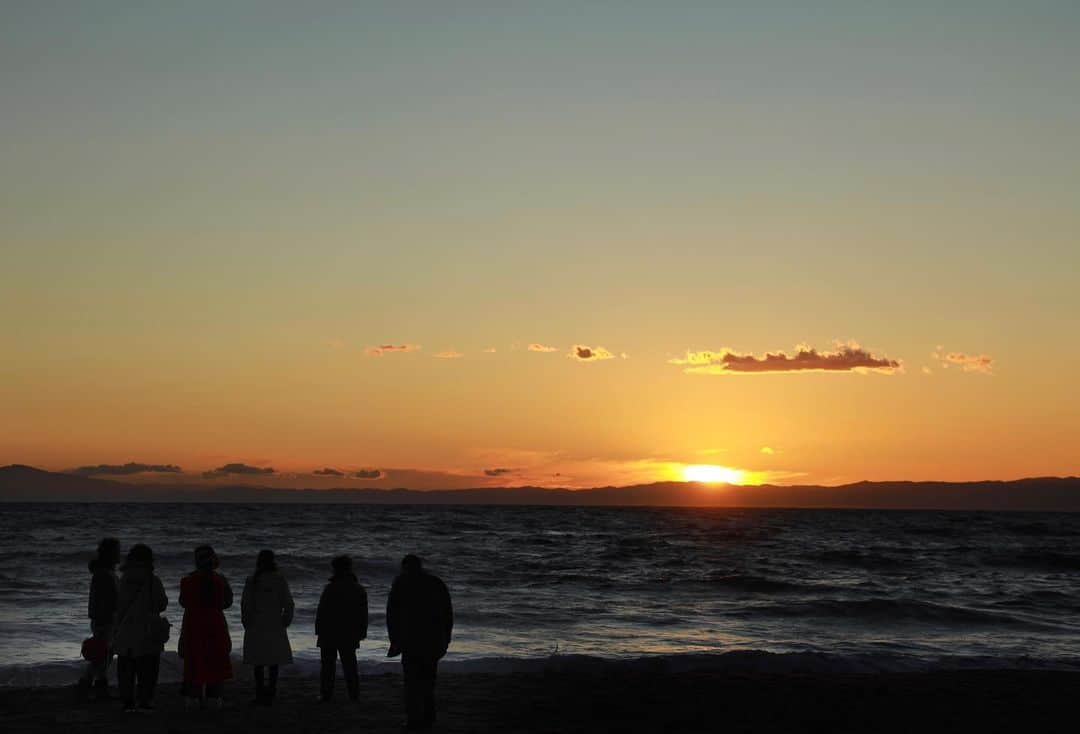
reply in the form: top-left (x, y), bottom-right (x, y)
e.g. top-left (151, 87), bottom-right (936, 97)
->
top-left (401, 554), bottom-right (423, 575)
top-left (126, 543), bottom-right (153, 569)
top-left (255, 549), bottom-right (276, 575)
top-left (96, 537), bottom-right (120, 566)
top-left (331, 554), bottom-right (353, 578)
top-left (194, 545), bottom-right (218, 572)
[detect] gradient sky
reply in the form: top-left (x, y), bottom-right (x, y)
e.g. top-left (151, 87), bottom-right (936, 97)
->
top-left (2, 2), bottom-right (1078, 489)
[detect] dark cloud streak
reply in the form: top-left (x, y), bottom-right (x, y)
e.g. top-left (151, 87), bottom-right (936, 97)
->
top-left (69, 462), bottom-right (182, 477)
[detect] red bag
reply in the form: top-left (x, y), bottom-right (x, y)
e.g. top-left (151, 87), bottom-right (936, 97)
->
top-left (81, 636), bottom-right (108, 665)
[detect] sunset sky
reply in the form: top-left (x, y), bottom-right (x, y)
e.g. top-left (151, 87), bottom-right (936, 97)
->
top-left (2, 3), bottom-right (1078, 489)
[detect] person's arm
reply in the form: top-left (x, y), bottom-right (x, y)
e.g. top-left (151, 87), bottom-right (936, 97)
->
top-left (281, 576), bottom-right (295, 628)
top-left (385, 581), bottom-right (397, 645)
top-left (87, 573), bottom-right (97, 621)
top-left (154, 577), bottom-right (168, 613)
top-left (442, 581), bottom-right (454, 646)
top-left (221, 575), bottom-right (234, 609)
top-left (314, 587), bottom-right (326, 638)
top-left (241, 577), bottom-right (253, 628)
top-left (358, 586), bottom-right (368, 641)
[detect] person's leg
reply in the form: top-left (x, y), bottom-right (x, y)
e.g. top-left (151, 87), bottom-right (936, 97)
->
top-left (423, 659), bottom-right (438, 727)
top-left (267, 665), bottom-right (279, 702)
top-left (340, 648), bottom-right (359, 701)
top-left (402, 655), bottom-right (425, 727)
top-left (116, 655), bottom-right (136, 710)
top-left (254, 665), bottom-right (266, 703)
top-left (319, 646), bottom-right (337, 701)
top-left (136, 654), bottom-right (160, 707)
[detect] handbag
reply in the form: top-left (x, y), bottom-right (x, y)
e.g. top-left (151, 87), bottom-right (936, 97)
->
top-left (81, 636), bottom-right (109, 664)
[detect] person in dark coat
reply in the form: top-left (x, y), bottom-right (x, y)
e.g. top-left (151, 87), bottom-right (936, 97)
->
top-left (77, 537), bottom-right (120, 701)
top-left (315, 555), bottom-right (368, 702)
top-left (180, 545), bottom-right (234, 708)
top-left (111, 544), bottom-right (168, 712)
top-left (386, 554), bottom-right (453, 731)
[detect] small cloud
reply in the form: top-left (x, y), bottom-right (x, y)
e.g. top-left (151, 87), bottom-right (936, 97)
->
top-left (69, 462), bottom-right (183, 477)
top-left (620, 352), bottom-right (630, 359)
top-left (353, 469), bottom-right (384, 480)
top-left (670, 341), bottom-right (900, 375)
top-left (365, 344), bottom-right (421, 357)
top-left (483, 347), bottom-right (497, 353)
top-left (760, 446), bottom-right (776, 455)
top-left (569, 344), bottom-right (616, 362)
top-left (484, 467), bottom-right (514, 477)
top-left (203, 463), bottom-right (275, 478)
top-left (528, 343), bottom-right (558, 353)
top-left (313, 468), bottom-right (345, 477)
top-left (921, 366), bottom-right (933, 375)
top-left (435, 350), bottom-right (463, 359)
top-left (934, 347), bottom-right (993, 374)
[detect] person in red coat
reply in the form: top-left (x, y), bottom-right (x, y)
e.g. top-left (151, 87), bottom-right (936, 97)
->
top-left (180, 545), bottom-right (233, 708)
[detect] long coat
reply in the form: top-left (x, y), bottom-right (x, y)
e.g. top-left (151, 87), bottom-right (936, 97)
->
top-left (315, 574), bottom-right (368, 649)
top-left (111, 562), bottom-right (168, 657)
top-left (180, 571), bottom-right (233, 685)
top-left (386, 570), bottom-right (453, 660)
top-left (241, 570), bottom-right (294, 666)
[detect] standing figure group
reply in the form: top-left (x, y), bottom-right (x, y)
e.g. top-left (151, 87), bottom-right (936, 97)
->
top-left (78, 539), bottom-right (453, 729)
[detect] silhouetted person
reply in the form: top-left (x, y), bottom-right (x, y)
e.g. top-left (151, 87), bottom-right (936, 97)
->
top-left (387, 554), bottom-right (453, 731)
top-left (241, 549), bottom-right (294, 706)
top-left (111, 544), bottom-right (168, 712)
top-left (180, 545), bottom-right (233, 708)
top-left (77, 537), bottom-right (120, 701)
top-left (315, 555), bottom-right (368, 702)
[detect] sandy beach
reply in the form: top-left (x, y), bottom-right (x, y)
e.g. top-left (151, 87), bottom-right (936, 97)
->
top-left (2, 668), bottom-right (1077, 733)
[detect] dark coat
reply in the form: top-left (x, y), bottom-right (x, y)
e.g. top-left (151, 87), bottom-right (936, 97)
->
top-left (386, 570), bottom-right (453, 660)
top-left (315, 574), bottom-right (368, 649)
top-left (241, 570), bottom-right (294, 665)
top-left (180, 571), bottom-right (234, 684)
top-left (88, 559), bottom-right (119, 627)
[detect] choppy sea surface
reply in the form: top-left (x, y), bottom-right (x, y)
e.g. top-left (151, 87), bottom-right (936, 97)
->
top-left (1, 503), bottom-right (1079, 686)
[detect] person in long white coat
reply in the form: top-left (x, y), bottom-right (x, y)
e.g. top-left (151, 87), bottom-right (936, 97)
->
top-left (241, 550), bottom-right (294, 705)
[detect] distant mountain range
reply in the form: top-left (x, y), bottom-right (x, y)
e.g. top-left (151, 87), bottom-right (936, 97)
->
top-left (2, 464), bottom-right (1079, 510)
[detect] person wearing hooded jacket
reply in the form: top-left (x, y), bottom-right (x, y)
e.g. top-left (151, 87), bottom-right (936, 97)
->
top-left (315, 555), bottom-right (368, 702)
top-left (77, 537), bottom-right (121, 701)
top-left (110, 543), bottom-right (168, 712)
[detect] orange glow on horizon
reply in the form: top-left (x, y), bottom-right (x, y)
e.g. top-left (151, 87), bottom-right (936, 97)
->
top-left (681, 464), bottom-right (745, 485)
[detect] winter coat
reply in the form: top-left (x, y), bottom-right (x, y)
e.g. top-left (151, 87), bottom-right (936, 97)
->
top-left (180, 571), bottom-right (234, 684)
top-left (386, 570), bottom-right (453, 660)
top-left (88, 559), bottom-right (119, 633)
top-left (315, 574), bottom-right (368, 649)
top-left (110, 562), bottom-right (168, 657)
top-left (241, 570), bottom-right (294, 665)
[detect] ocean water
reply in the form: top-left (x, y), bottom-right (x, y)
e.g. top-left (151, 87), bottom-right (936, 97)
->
top-left (2, 503), bottom-right (1079, 686)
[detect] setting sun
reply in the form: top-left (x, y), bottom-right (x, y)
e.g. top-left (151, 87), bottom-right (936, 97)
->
top-left (682, 464), bottom-right (745, 485)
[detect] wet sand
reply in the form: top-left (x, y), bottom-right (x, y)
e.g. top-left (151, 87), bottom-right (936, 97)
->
top-left (1, 669), bottom-right (1076, 733)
